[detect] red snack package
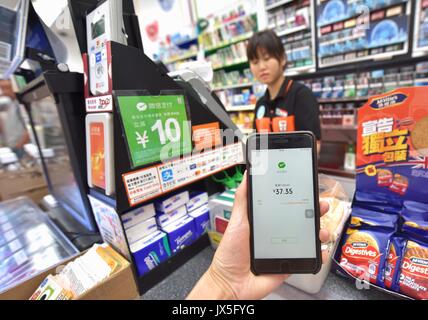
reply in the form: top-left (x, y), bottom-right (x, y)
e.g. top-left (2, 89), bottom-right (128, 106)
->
top-left (398, 240), bottom-right (428, 300)
top-left (377, 169), bottom-right (393, 187)
top-left (340, 227), bottom-right (394, 286)
top-left (389, 174), bottom-right (409, 196)
top-left (384, 236), bottom-right (406, 291)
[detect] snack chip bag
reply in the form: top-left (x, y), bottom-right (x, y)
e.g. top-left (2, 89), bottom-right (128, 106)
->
top-left (401, 201), bottom-right (428, 242)
top-left (340, 227), bottom-right (394, 287)
top-left (353, 191), bottom-right (402, 214)
top-left (398, 239), bottom-right (428, 300)
top-left (384, 236), bottom-right (406, 291)
top-left (349, 207), bottom-right (398, 229)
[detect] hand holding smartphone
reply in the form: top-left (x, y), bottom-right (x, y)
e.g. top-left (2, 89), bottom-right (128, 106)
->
top-left (246, 132), bottom-right (322, 275)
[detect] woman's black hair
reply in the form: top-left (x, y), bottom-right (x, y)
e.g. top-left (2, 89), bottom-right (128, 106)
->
top-left (246, 30), bottom-right (287, 70)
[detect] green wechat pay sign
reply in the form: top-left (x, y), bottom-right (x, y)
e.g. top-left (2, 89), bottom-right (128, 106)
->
top-left (117, 95), bottom-right (192, 168)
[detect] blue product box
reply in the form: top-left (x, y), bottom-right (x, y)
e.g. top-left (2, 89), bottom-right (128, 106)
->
top-left (156, 205), bottom-right (188, 228)
top-left (162, 215), bottom-right (196, 254)
top-left (130, 231), bottom-right (171, 276)
top-left (121, 203), bottom-right (156, 229)
top-left (188, 204), bottom-right (210, 238)
top-left (186, 191), bottom-right (209, 212)
top-left (155, 191), bottom-right (189, 214)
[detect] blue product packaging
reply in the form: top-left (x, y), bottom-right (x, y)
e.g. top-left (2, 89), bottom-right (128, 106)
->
top-left (156, 205), bottom-right (188, 228)
top-left (353, 190), bottom-right (402, 214)
top-left (349, 206), bottom-right (399, 229)
top-left (339, 225), bottom-right (395, 288)
top-left (188, 204), bottom-right (210, 238)
top-left (130, 231), bottom-right (171, 276)
top-left (186, 191), bottom-right (209, 212)
top-left (384, 235), bottom-right (407, 292)
top-left (155, 191), bottom-right (189, 214)
top-left (162, 215), bottom-right (196, 254)
top-left (401, 201), bottom-right (428, 242)
top-left (121, 203), bottom-right (156, 229)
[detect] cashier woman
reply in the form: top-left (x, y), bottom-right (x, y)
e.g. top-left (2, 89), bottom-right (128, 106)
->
top-left (187, 174), bottom-right (330, 300)
top-left (247, 30), bottom-right (322, 152)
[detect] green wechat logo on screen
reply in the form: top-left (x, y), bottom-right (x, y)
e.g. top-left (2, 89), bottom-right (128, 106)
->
top-left (278, 161), bottom-right (286, 169)
top-left (117, 95), bottom-right (192, 168)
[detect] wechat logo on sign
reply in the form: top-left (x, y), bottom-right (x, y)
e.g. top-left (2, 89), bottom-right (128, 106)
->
top-left (136, 102), bottom-right (147, 112)
top-left (278, 161), bottom-right (286, 169)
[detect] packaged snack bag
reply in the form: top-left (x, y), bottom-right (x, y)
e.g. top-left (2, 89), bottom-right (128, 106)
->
top-left (401, 201), bottom-right (428, 242)
top-left (353, 191), bottom-right (402, 214)
top-left (384, 236), bottom-right (406, 291)
top-left (349, 207), bottom-right (398, 229)
top-left (398, 239), bottom-right (428, 300)
top-left (340, 227), bottom-right (394, 287)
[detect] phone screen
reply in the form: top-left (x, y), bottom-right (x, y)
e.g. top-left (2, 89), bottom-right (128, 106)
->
top-left (251, 147), bottom-right (316, 259)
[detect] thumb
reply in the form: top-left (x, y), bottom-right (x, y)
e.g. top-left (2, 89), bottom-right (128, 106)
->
top-left (229, 172), bottom-right (248, 226)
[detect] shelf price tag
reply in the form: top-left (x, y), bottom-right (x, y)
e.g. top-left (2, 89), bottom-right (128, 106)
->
top-left (117, 94), bottom-right (193, 168)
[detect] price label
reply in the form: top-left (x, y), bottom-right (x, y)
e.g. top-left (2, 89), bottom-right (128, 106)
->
top-left (117, 94), bottom-right (192, 168)
top-left (273, 188), bottom-right (294, 195)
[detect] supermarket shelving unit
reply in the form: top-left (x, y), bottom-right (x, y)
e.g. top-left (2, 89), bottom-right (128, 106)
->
top-left (159, 6), bottom-right (260, 133)
top-left (199, 9), bottom-right (260, 134)
top-left (412, 0), bottom-right (428, 57)
top-left (262, 0), bottom-right (317, 76)
top-left (316, 0), bottom-right (412, 69)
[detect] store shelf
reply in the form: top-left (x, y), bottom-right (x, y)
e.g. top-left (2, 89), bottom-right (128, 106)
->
top-left (320, 33), bottom-right (362, 47)
top-left (212, 82), bottom-right (255, 91)
top-left (212, 59), bottom-right (248, 71)
top-left (321, 124), bottom-right (358, 130)
top-left (122, 143), bottom-right (244, 206)
top-left (225, 104), bottom-right (256, 112)
top-left (173, 37), bottom-right (198, 49)
top-left (276, 24), bottom-right (309, 37)
top-left (205, 32), bottom-right (253, 54)
top-left (285, 65), bottom-right (316, 76)
top-left (319, 45), bottom-right (409, 69)
top-left (292, 55), bottom-right (428, 81)
top-left (413, 47), bottom-right (428, 57)
top-left (211, 13), bottom-right (254, 31)
top-left (266, 0), bottom-right (294, 11)
top-left (320, 38), bottom-right (407, 60)
top-left (317, 0), bottom-right (408, 29)
top-left (165, 52), bottom-right (198, 64)
top-left (321, 124), bottom-right (357, 143)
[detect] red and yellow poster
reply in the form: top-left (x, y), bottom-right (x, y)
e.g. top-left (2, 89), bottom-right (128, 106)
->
top-left (356, 87), bottom-right (428, 202)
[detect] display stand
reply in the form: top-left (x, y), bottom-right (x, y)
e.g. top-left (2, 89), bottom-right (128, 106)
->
top-left (81, 41), bottom-right (244, 295)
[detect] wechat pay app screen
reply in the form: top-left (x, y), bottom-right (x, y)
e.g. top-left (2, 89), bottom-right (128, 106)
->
top-left (251, 148), bottom-right (316, 259)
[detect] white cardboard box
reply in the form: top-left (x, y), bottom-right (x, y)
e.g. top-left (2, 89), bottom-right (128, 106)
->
top-left (125, 217), bottom-right (158, 245)
top-left (122, 203), bottom-right (156, 230)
